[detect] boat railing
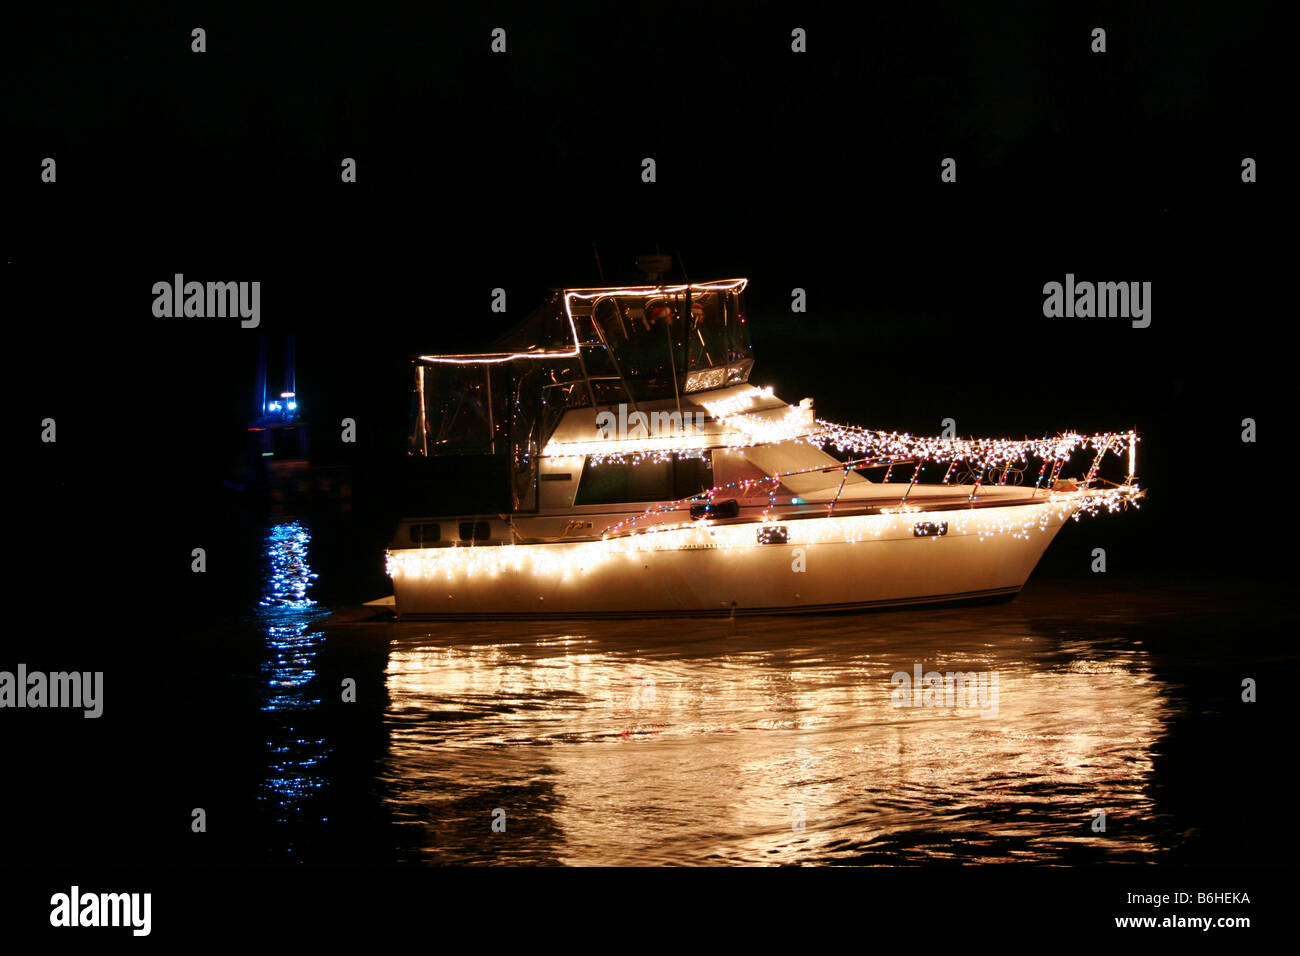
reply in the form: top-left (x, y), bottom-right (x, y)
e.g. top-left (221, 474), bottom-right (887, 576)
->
top-left (602, 429), bottom-right (1141, 539)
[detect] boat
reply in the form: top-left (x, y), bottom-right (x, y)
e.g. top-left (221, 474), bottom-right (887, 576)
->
top-left (224, 334), bottom-right (353, 509)
top-left (385, 272), bottom-right (1143, 618)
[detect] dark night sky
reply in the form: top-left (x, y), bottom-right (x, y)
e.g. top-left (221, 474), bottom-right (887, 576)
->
top-left (0, 4), bottom-right (1295, 911)
top-left (5, 3), bottom-right (1289, 597)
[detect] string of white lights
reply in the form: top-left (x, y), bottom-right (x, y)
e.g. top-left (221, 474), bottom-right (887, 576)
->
top-left (386, 485), bottom-right (1141, 582)
top-left (544, 393), bottom-right (1137, 470)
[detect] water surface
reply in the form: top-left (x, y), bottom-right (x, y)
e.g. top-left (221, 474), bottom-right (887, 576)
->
top-left (369, 592), bottom-right (1187, 865)
top-left (233, 519), bottom-right (1262, 865)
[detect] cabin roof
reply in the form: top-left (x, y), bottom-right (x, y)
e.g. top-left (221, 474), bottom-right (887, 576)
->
top-left (416, 278), bottom-right (749, 363)
top-left (547, 278), bottom-right (748, 295)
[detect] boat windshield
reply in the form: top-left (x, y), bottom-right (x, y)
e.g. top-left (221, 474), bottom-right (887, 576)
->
top-left (577, 286), bottom-right (753, 402)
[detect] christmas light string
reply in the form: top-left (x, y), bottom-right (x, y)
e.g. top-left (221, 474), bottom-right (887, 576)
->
top-left (556, 398), bottom-right (1137, 474)
top-left (389, 395), bottom-right (1142, 582)
top-left (385, 484), bottom-right (1140, 583)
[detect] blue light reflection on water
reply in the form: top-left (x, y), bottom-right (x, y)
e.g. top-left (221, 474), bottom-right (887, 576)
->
top-left (256, 520), bottom-right (331, 832)
top-left (260, 521), bottom-right (319, 612)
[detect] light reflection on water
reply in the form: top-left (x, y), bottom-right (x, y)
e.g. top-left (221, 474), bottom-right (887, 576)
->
top-left (256, 521), bottom-right (330, 831)
top-left (377, 588), bottom-right (1181, 865)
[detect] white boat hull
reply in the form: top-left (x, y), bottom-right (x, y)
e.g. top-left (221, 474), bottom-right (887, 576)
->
top-left (388, 499), bottom-right (1074, 618)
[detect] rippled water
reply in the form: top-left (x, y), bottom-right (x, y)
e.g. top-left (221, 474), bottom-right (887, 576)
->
top-left (374, 603), bottom-right (1181, 865)
top-left (234, 519), bottom-right (1266, 866)
top-left (256, 522), bottom-right (330, 831)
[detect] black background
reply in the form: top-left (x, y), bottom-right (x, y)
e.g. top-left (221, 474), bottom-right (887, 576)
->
top-left (6, 3), bottom-right (1286, 580)
top-left (2, 0), bottom-right (1291, 934)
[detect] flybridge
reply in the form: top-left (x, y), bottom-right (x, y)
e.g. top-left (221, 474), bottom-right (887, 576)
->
top-left (406, 278), bottom-right (755, 512)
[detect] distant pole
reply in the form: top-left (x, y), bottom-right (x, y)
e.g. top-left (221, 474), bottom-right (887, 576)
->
top-left (285, 334), bottom-right (296, 396)
top-left (676, 250), bottom-right (690, 417)
top-left (256, 334), bottom-right (268, 416)
top-left (593, 244), bottom-right (606, 282)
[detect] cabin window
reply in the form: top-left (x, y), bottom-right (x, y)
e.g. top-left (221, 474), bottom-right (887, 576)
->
top-left (574, 453), bottom-right (713, 506)
top-left (410, 522), bottom-right (442, 545)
